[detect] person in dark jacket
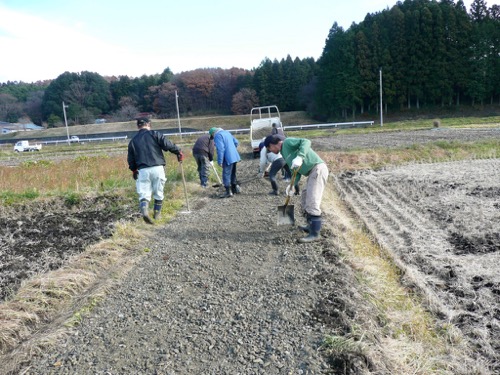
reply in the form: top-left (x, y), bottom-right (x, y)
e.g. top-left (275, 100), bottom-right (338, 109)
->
top-left (209, 127), bottom-right (241, 198)
top-left (128, 117), bottom-right (183, 224)
top-left (192, 133), bottom-right (215, 188)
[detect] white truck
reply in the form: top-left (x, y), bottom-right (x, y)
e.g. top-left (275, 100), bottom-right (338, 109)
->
top-left (14, 140), bottom-right (42, 152)
top-left (250, 105), bottom-right (284, 158)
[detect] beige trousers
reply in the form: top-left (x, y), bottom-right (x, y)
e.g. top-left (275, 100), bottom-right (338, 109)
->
top-left (301, 163), bottom-right (329, 217)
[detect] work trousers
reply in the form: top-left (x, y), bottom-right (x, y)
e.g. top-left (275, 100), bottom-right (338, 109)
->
top-left (301, 163), bottom-right (329, 217)
top-left (222, 162), bottom-right (238, 187)
top-left (193, 153), bottom-right (210, 187)
top-left (136, 165), bottom-right (166, 202)
top-left (269, 158), bottom-right (291, 192)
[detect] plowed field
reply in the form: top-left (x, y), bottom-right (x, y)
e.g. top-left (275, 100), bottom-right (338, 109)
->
top-left (336, 158), bottom-right (500, 372)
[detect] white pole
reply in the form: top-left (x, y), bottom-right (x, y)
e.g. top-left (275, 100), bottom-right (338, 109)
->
top-left (379, 69), bottom-right (383, 127)
top-left (62, 101), bottom-right (70, 144)
top-left (175, 90), bottom-right (182, 140)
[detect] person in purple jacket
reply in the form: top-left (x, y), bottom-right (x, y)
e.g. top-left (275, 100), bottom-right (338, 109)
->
top-left (209, 127), bottom-right (241, 198)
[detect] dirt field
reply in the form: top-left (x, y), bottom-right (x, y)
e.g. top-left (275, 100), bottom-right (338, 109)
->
top-left (0, 127), bottom-right (499, 374)
top-left (336, 158), bottom-right (500, 372)
top-left (0, 195), bottom-right (138, 302)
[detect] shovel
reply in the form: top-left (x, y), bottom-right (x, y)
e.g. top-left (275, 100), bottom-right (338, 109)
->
top-left (179, 161), bottom-right (191, 214)
top-left (211, 162), bottom-right (223, 188)
top-left (277, 169), bottom-right (299, 225)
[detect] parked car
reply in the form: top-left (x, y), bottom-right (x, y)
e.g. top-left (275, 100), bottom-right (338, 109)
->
top-left (70, 136), bottom-right (80, 143)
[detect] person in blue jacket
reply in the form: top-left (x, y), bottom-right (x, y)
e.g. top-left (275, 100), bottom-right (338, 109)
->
top-left (209, 127), bottom-right (241, 198)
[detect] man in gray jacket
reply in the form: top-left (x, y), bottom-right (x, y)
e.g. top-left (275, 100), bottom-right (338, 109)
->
top-left (128, 117), bottom-right (183, 224)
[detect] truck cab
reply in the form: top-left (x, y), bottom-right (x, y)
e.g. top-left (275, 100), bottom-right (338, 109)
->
top-left (250, 105), bottom-right (284, 158)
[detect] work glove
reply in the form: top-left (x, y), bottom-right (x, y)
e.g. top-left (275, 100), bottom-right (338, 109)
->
top-left (291, 156), bottom-right (303, 169)
top-left (132, 170), bottom-right (138, 180)
top-left (177, 151), bottom-right (184, 162)
top-left (209, 161), bottom-right (214, 166)
top-left (285, 184), bottom-right (295, 197)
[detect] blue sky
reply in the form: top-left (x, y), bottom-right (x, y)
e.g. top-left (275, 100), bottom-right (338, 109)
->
top-left (0, 0), bottom-right (482, 83)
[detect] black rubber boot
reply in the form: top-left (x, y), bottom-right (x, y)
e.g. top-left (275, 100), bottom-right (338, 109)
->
top-left (221, 186), bottom-right (233, 198)
top-left (299, 216), bottom-right (321, 243)
top-left (153, 199), bottom-right (163, 220)
top-left (140, 199), bottom-right (154, 225)
top-left (231, 184), bottom-right (241, 194)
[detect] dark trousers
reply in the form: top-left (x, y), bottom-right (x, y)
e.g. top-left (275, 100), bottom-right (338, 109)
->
top-left (269, 159), bottom-right (291, 192)
top-left (222, 162), bottom-right (238, 187)
top-left (193, 153), bottom-right (210, 187)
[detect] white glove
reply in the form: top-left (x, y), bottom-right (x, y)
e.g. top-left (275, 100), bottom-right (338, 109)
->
top-left (209, 161), bottom-right (214, 166)
top-left (291, 156), bottom-right (303, 169)
top-left (285, 184), bottom-right (295, 197)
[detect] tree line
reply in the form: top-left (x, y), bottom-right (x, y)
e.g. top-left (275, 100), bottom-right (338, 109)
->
top-left (316, 0), bottom-right (499, 119)
top-left (0, 0), bottom-right (498, 127)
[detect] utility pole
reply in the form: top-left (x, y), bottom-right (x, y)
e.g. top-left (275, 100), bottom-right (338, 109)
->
top-left (379, 69), bottom-right (383, 127)
top-left (62, 101), bottom-right (70, 144)
top-left (175, 90), bottom-right (182, 140)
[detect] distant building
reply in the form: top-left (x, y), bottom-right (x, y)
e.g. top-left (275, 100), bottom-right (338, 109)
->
top-left (0, 122), bottom-right (44, 134)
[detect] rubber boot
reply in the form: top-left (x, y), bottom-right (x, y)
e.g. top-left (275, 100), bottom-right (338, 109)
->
top-left (140, 199), bottom-right (154, 225)
top-left (153, 199), bottom-right (163, 220)
top-left (221, 186), bottom-right (233, 198)
top-left (299, 216), bottom-right (321, 243)
top-left (231, 184), bottom-right (241, 194)
top-left (298, 215), bottom-right (312, 233)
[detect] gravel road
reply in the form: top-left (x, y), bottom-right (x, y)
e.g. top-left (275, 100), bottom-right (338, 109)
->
top-left (23, 158), bottom-right (371, 374)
